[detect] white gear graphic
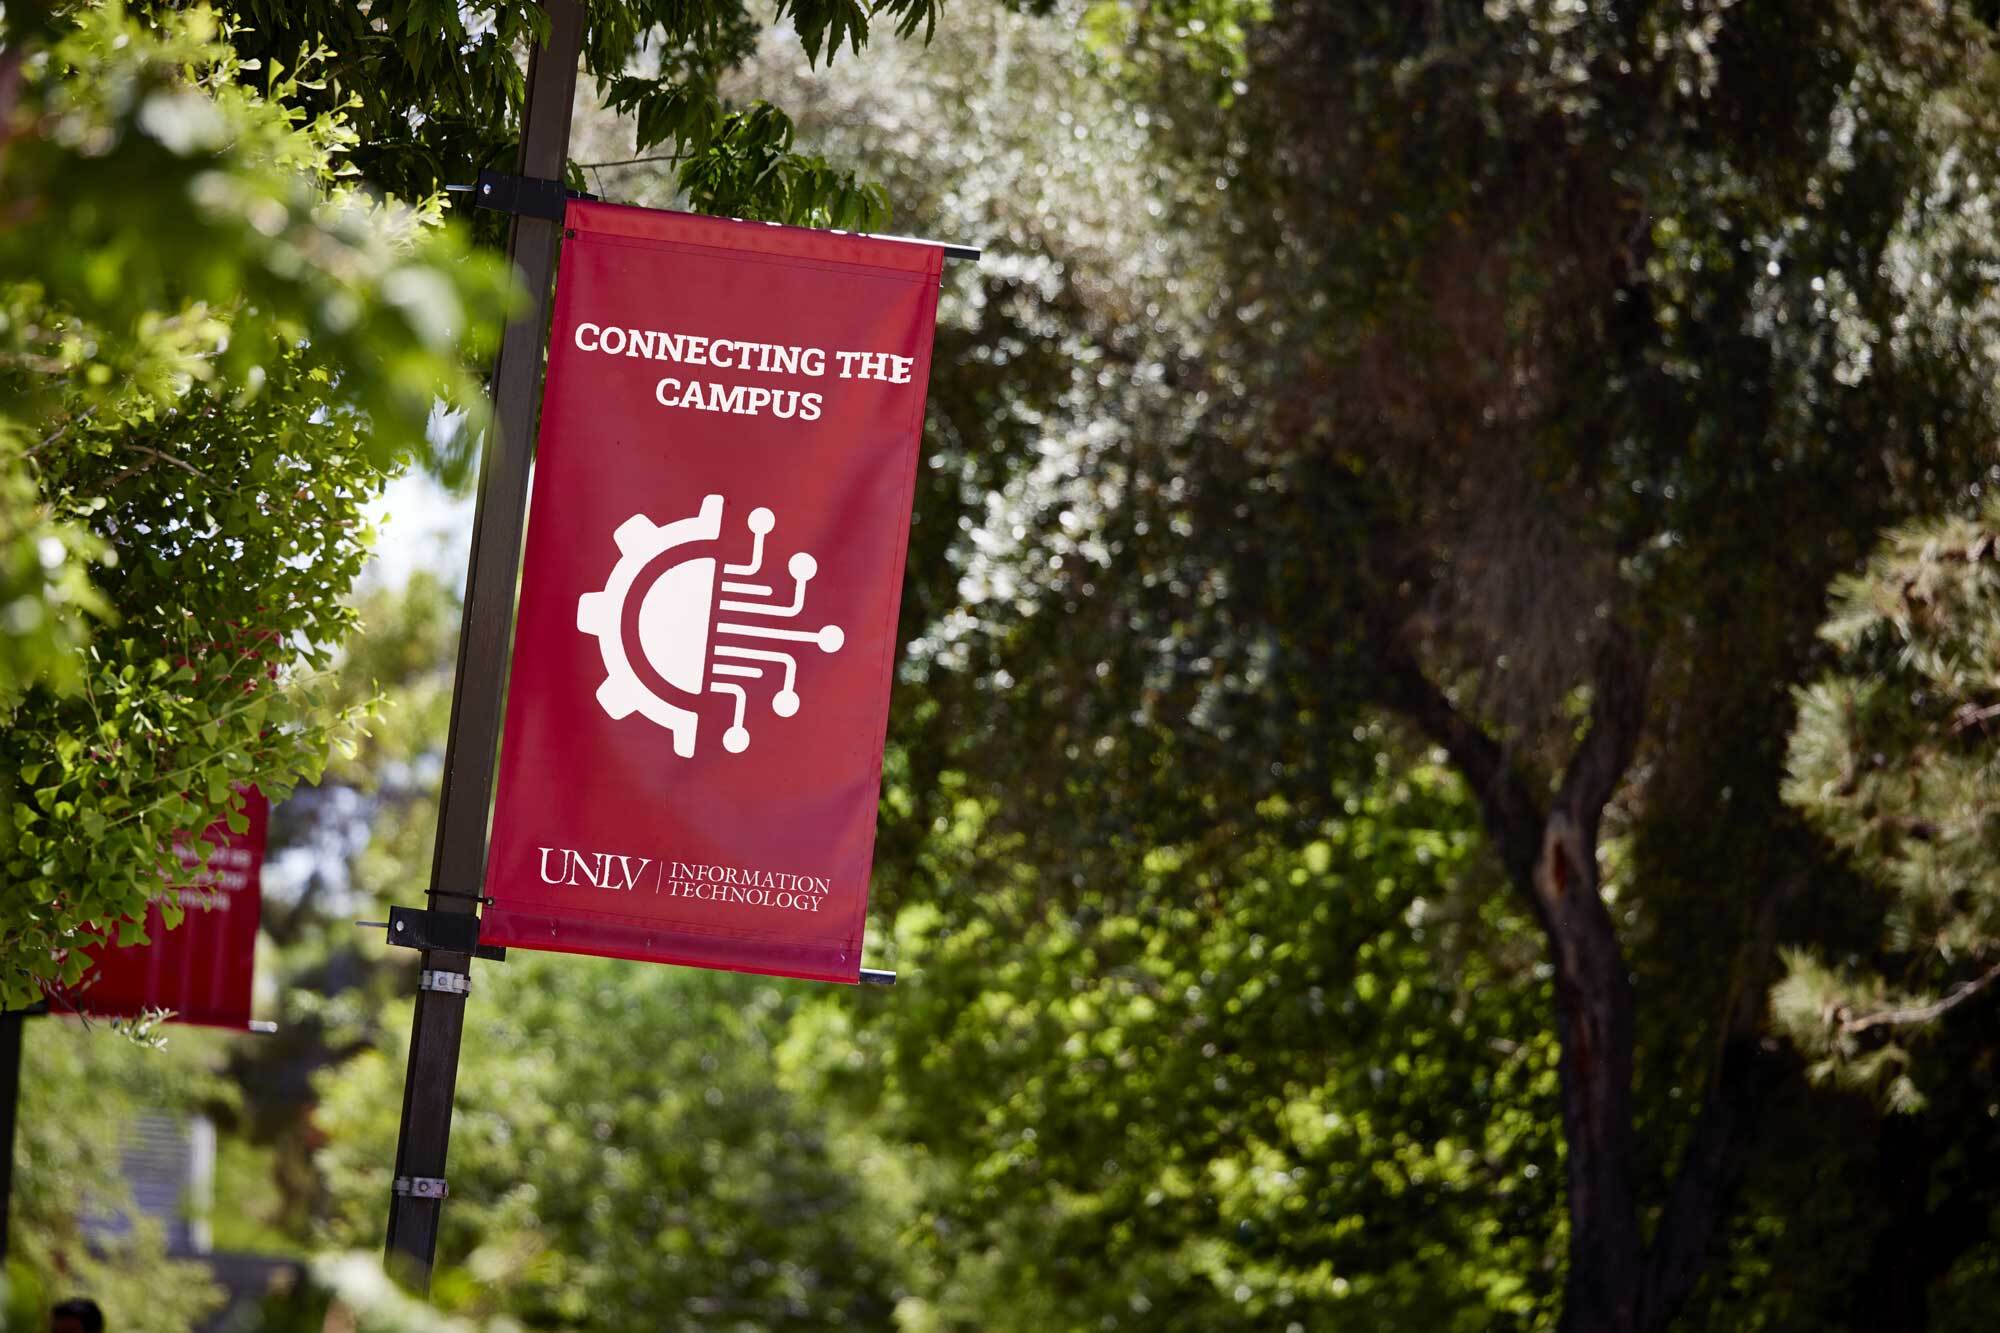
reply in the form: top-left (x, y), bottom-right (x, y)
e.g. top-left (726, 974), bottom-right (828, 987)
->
top-left (576, 493), bottom-right (843, 757)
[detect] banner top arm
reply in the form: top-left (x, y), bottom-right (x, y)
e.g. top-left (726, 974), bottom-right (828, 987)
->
top-left (454, 174), bottom-right (981, 262)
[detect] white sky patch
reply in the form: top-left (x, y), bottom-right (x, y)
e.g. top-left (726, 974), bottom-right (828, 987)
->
top-left (359, 471), bottom-right (474, 592)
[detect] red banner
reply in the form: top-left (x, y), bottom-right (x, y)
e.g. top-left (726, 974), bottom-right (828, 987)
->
top-left (481, 202), bottom-right (945, 983)
top-left (71, 788), bottom-right (268, 1027)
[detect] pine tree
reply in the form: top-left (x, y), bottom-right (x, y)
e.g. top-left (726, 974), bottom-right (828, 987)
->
top-left (1780, 503), bottom-right (2000, 1109)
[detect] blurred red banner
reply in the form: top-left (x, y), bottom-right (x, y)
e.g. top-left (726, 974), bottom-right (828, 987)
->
top-left (71, 788), bottom-right (267, 1028)
top-left (482, 202), bottom-right (945, 983)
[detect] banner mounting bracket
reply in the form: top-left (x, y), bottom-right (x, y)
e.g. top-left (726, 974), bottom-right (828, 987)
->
top-left (372, 906), bottom-right (507, 962)
top-left (447, 169), bottom-right (594, 222)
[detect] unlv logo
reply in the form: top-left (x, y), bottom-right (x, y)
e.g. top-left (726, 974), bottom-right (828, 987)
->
top-left (575, 494), bottom-right (844, 757)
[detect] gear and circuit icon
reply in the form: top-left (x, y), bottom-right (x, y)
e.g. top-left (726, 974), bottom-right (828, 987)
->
top-left (576, 494), bottom-right (844, 757)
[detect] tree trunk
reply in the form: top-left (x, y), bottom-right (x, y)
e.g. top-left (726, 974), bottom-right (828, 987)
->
top-left (1371, 631), bottom-right (1673, 1333)
top-left (1539, 813), bottom-right (1644, 1333)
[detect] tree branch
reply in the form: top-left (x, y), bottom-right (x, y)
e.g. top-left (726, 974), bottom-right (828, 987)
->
top-left (1840, 957), bottom-right (2000, 1038)
top-left (101, 442), bottom-right (226, 491)
top-left (22, 404), bottom-right (100, 459)
top-left (1363, 626), bottom-right (1547, 902)
top-left (1555, 625), bottom-right (1650, 838)
top-left (574, 153), bottom-right (688, 168)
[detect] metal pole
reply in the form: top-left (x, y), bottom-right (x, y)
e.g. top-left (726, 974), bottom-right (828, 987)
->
top-left (382, 0), bottom-right (583, 1291)
top-left (0, 1009), bottom-right (22, 1260)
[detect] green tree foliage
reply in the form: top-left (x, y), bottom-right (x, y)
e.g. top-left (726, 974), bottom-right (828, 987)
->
top-left (1756, 506), bottom-right (2000, 1326)
top-left (748, 13), bottom-right (1579, 1325)
top-left (5, 1017), bottom-right (235, 1331)
top-left (1781, 505), bottom-right (2000, 1108)
top-left (789, 760), bottom-right (1564, 1331)
top-left (0, 2), bottom-right (516, 1006)
top-left (314, 956), bottom-right (904, 1330)
top-left (300, 4), bottom-right (2000, 1325)
top-left (213, 571), bottom-right (470, 1238)
top-left (214, 0), bottom-right (937, 232)
top-left (898, 4), bottom-right (2000, 1328)
top-left (1, 3), bottom-right (515, 691)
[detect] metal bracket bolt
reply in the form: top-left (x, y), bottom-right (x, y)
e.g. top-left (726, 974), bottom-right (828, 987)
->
top-left (419, 969), bottom-right (471, 997)
top-left (393, 1175), bottom-right (449, 1200)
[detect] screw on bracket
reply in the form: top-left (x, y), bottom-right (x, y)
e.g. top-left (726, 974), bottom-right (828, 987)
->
top-left (393, 1175), bottom-right (449, 1200)
top-left (419, 969), bottom-right (472, 997)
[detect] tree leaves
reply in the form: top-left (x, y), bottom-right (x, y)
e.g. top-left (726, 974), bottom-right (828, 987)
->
top-left (599, 79), bottom-right (891, 230)
top-left (776, 0), bottom-right (942, 65)
top-left (313, 957), bottom-right (903, 1327)
top-left (0, 4), bottom-right (518, 705)
top-left (1779, 505), bottom-right (2000, 1108)
top-left (674, 103), bottom-right (890, 230)
top-left (9, 1019), bottom-right (238, 1330)
top-left (0, 329), bottom-right (406, 1006)
top-left (788, 767), bottom-right (1562, 1330)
